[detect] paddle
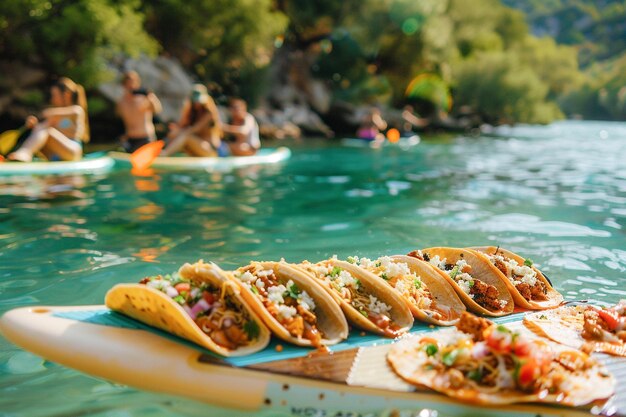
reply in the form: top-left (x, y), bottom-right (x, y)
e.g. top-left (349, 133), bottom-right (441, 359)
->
top-left (0, 127), bottom-right (26, 155)
top-left (130, 140), bottom-right (164, 174)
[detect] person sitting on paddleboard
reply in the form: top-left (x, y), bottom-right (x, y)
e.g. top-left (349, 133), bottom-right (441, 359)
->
top-left (117, 70), bottom-right (162, 153)
top-left (8, 77), bottom-right (89, 162)
top-left (222, 98), bottom-right (261, 156)
top-left (356, 107), bottom-right (387, 142)
top-left (161, 84), bottom-right (226, 157)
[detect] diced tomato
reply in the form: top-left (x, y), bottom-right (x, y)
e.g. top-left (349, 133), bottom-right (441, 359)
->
top-left (512, 339), bottom-right (532, 357)
top-left (174, 283), bottom-right (191, 294)
top-left (202, 291), bottom-right (215, 305)
top-left (518, 359), bottom-right (537, 386)
top-left (598, 309), bottom-right (620, 331)
top-left (485, 330), bottom-right (511, 353)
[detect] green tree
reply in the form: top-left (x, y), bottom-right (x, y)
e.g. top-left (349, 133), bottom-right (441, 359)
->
top-left (142, 0), bottom-right (287, 98)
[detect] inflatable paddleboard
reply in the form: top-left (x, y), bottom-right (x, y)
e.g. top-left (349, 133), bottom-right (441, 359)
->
top-left (0, 153), bottom-right (114, 176)
top-left (109, 147), bottom-right (291, 171)
top-left (341, 135), bottom-right (420, 149)
top-left (2, 305), bottom-right (621, 416)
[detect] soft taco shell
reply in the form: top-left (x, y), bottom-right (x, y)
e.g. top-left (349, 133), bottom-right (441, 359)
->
top-left (387, 329), bottom-right (615, 406)
top-left (296, 259), bottom-right (414, 337)
top-left (469, 246), bottom-right (563, 310)
top-left (229, 261), bottom-right (349, 346)
top-left (420, 247), bottom-right (514, 316)
top-left (524, 306), bottom-right (626, 357)
top-left (389, 255), bottom-right (466, 325)
top-left (105, 261), bottom-right (270, 357)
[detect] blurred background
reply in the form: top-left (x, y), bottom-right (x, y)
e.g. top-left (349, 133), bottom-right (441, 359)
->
top-left (0, 0), bottom-right (625, 141)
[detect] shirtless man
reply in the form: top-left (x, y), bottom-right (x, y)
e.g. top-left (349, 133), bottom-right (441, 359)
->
top-left (222, 98), bottom-right (261, 156)
top-left (116, 71), bottom-right (162, 153)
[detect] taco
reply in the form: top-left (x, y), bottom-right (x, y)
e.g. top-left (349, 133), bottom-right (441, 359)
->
top-left (408, 248), bottom-right (514, 316)
top-left (105, 260), bottom-right (270, 357)
top-left (297, 257), bottom-right (413, 338)
top-left (524, 301), bottom-right (626, 357)
top-left (469, 246), bottom-right (563, 309)
top-left (230, 261), bottom-right (349, 347)
top-left (387, 312), bottom-right (615, 406)
top-left (345, 255), bottom-right (466, 326)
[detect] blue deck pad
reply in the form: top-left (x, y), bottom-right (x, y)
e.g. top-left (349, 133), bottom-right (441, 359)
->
top-left (53, 309), bottom-right (526, 367)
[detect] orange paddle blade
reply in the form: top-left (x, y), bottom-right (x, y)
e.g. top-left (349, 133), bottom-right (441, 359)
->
top-left (130, 140), bottom-right (164, 171)
top-left (386, 128), bottom-right (400, 143)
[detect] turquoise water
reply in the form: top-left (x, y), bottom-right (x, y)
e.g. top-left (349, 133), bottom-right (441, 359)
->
top-left (1, 120), bottom-right (626, 416)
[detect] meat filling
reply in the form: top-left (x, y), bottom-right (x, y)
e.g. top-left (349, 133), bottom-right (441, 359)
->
top-left (470, 279), bottom-right (503, 311)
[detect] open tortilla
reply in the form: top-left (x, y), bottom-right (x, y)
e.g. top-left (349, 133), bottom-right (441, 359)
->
top-left (469, 246), bottom-right (563, 310)
top-left (105, 260), bottom-right (270, 357)
top-left (347, 255), bottom-right (466, 326)
top-left (525, 304), bottom-right (626, 357)
top-left (412, 247), bottom-right (514, 316)
top-left (297, 258), bottom-right (414, 337)
top-left (388, 315), bottom-right (615, 406)
top-left (228, 261), bottom-right (349, 347)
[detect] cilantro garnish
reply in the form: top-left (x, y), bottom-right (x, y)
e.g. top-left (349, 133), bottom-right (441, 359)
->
top-left (381, 273), bottom-right (389, 280)
top-left (243, 321), bottom-right (261, 340)
top-left (355, 279), bottom-right (361, 289)
top-left (424, 344), bottom-right (438, 356)
top-left (468, 280), bottom-right (475, 287)
top-left (284, 282), bottom-right (301, 299)
top-left (375, 261), bottom-right (382, 268)
top-left (360, 309), bottom-right (368, 317)
top-left (414, 278), bottom-right (422, 289)
top-left (468, 369), bottom-right (482, 381)
top-left (442, 349), bottom-right (460, 366)
top-left (330, 266), bottom-right (342, 277)
top-left (347, 256), bottom-right (356, 264)
top-left (449, 266), bottom-right (460, 280)
top-left (524, 258), bottom-right (533, 267)
top-left (173, 295), bottom-right (185, 305)
top-left (250, 285), bottom-right (259, 295)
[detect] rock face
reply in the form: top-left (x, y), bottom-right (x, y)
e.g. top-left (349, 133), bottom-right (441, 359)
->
top-left (99, 55), bottom-right (193, 122)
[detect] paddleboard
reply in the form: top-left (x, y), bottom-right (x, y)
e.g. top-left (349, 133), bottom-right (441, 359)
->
top-left (109, 147), bottom-right (291, 171)
top-left (0, 153), bottom-right (114, 176)
top-left (1, 305), bottom-right (621, 416)
top-left (341, 135), bottom-right (420, 149)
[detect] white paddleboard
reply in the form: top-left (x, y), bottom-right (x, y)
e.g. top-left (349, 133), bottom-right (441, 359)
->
top-left (0, 154), bottom-right (114, 176)
top-left (109, 147), bottom-right (291, 170)
top-left (0, 305), bottom-right (608, 417)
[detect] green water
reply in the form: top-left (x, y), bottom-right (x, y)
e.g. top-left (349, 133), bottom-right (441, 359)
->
top-left (1, 120), bottom-right (625, 416)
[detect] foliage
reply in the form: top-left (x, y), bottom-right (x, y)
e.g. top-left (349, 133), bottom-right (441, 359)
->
top-left (453, 51), bottom-right (563, 124)
top-left (0, 0), bottom-right (158, 88)
top-left (142, 0), bottom-right (288, 98)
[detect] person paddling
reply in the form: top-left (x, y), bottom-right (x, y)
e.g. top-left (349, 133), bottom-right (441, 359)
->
top-left (161, 84), bottom-right (225, 157)
top-left (8, 77), bottom-right (88, 162)
top-left (117, 70), bottom-right (162, 153)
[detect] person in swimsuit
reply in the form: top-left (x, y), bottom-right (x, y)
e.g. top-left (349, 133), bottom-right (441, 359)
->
top-left (116, 70), bottom-right (162, 153)
top-left (356, 107), bottom-right (387, 141)
top-left (222, 98), bottom-right (260, 156)
top-left (160, 84), bottom-right (225, 157)
top-left (8, 77), bottom-right (88, 162)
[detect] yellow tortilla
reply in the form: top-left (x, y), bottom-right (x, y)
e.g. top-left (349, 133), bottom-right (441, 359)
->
top-left (387, 328), bottom-right (615, 406)
top-left (229, 261), bottom-right (349, 347)
top-left (105, 261), bottom-right (270, 357)
top-left (420, 247), bottom-right (514, 316)
top-left (524, 306), bottom-right (626, 357)
top-left (297, 259), bottom-right (414, 337)
top-left (372, 255), bottom-right (467, 325)
top-left (469, 246), bottom-right (563, 309)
